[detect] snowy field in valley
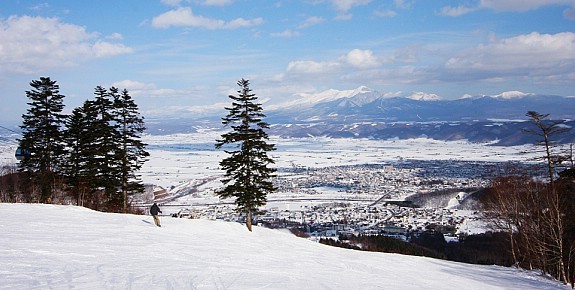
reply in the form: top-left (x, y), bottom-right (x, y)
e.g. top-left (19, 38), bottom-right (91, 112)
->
top-left (0, 203), bottom-right (566, 289)
top-left (137, 130), bottom-right (541, 189)
top-left (0, 130), bottom-right (542, 190)
top-left (0, 131), bottom-right (545, 215)
top-left (136, 131), bottom-right (544, 216)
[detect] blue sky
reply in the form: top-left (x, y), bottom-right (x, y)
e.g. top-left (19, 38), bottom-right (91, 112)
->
top-left (1, 0), bottom-right (575, 123)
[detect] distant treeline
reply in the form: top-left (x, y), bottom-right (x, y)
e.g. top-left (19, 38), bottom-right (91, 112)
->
top-left (320, 231), bottom-right (514, 266)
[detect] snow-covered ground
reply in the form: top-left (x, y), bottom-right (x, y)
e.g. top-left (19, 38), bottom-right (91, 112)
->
top-left (138, 131), bottom-right (541, 189)
top-left (0, 203), bottom-right (565, 289)
top-left (0, 131), bottom-right (542, 190)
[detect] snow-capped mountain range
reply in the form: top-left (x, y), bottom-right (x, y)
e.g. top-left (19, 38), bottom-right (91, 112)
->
top-left (146, 86), bottom-right (575, 145)
top-left (267, 86), bottom-right (574, 123)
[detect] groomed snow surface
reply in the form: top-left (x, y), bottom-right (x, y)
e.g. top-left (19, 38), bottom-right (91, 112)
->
top-left (0, 203), bottom-right (565, 289)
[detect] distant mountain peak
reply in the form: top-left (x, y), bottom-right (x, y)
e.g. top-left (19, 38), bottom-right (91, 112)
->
top-left (407, 92), bottom-right (442, 101)
top-left (354, 85), bottom-right (372, 94)
top-left (459, 91), bottom-right (532, 100)
top-left (493, 91), bottom-right (531, 99)
top-left (278, 86), bottom-right (379, 109)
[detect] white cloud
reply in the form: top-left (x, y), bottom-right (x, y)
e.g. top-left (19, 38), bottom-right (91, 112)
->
top-left (394, 0), bottom-right (413, 9)
top-left (444, 32), bottom-right (575, 80)
top-left (282, 48), bottom-right (379, 81)
top-left (440, 0), bottom-right (575, 18)
top-left (478, 0), bottom-right (575, 12)
top-left (161, 0), bottom-right (183, 6)
top-left (226, 17), bottom-right (264, 29)
top-left (0, 15), bottom-right (132, 74)
top-left (271, 29), bottom-right (300, 38)
top-left (334, 13), bottom-right (353, 20)
top-left (374, 9), bottom-right (397, 17)
top-left (112, 80), bottom-right (156, 91)
top-left (565, 6), bottom-right (575, 19)
top-left (328, 0), bottom-right (372, 12)
top-left (30, 3), bottom-right (50, 11)
top-left (92, 41), bottom-right (132, 57)
top-left (438, 5), bottom-right (477, 16)
top-left (106, 32), bottom-right (124, 40)
top-left (278, 31), bottom-right (575, 90)
top-left (286, 60), bottom-right (341, 74)
top-left (343, 49), bottom-right (379, 68)
top-left (152, 7), bottom-right (263, 29)
top-left (111, 80), bottom-right (194, 99)
top-left (298, 16), bottom-right (325, 28)
top-left (142, 102), bottom-right (227, 118)
top-left (202, 0), bottom-right (234, 6)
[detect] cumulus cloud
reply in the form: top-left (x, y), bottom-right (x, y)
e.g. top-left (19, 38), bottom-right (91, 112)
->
top-left (281, 32), bottom-right (575, 88)
top-left (444, 32), bottom-right (575, 80)
top-left (0, 15), bottom-right (132, 74)
top-left (92, 41), bottom-right (132, 57)
top-left (342, 49), bottom-right (379, 68)
top-left (152, 7), bottom-right (263, 29)
top-left (282, 48), bottom-right (379, 81)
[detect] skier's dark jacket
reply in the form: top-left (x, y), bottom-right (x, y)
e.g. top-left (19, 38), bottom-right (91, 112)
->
top-left (150, 203), bottom-right (162, 216)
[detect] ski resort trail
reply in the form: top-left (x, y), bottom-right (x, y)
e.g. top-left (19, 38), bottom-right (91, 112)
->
top-left (0, 203), bottom-right (566, 289)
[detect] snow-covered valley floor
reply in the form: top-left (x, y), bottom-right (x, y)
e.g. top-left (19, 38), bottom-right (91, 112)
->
top-left (0, 203), bottom-right (565, 289)
top-left (138, 132), bottom-right (542, 189)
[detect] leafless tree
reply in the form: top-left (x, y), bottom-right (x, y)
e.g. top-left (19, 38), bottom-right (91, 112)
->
top-left (524, 111), bottom-right (570, 284)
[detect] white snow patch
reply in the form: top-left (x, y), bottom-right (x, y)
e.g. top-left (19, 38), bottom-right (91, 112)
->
top-left (0, 203), bottom-right (564, 289)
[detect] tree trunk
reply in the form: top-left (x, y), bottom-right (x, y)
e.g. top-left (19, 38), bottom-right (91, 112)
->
top-left (246, 209), bottom-right (252, 232)
top-left (509, 226), bottom-right (518, 267)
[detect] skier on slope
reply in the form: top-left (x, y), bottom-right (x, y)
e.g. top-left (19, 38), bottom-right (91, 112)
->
top-left (150, 203), bottom-right (162, 227)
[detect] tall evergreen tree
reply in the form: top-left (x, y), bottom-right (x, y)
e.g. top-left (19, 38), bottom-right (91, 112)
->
top-left (19, 77), bottom-right (67, 203)
top-left (62, 101), bottom-right (100, 206)
top-left (91, 86), bottom-right (122, 209)
top-left (215, 79), bottom-right (276, 231)
top-left (112, 88), bottom-right (149, 212)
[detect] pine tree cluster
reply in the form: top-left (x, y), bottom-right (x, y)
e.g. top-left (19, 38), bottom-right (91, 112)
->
top-left (15, 77), bottom-right (149, 212)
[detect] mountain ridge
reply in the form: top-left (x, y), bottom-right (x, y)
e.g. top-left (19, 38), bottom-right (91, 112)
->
top-left (145, 87), bottom-right (575, 145)
top-left (267, 87), bottom-right (574, 123)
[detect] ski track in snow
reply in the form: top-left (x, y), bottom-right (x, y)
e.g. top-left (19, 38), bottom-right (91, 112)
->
top-left (0, 204), bottom-right (566, 289)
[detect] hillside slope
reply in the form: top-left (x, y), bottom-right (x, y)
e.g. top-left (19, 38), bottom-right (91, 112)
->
top-left (0, 204), bottom-right (564, 289)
